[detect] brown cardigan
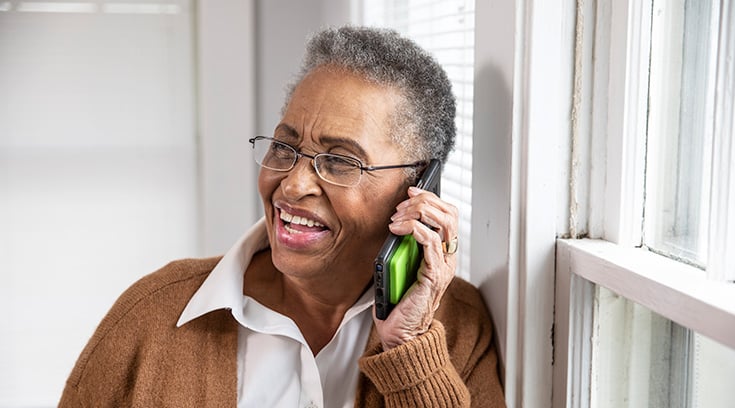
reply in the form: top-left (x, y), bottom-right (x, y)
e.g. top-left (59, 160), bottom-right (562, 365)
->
top-left (59, 257), bottom-right (506, 407)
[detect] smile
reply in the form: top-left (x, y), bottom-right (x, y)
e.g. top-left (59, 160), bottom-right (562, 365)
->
top-left (279, 209), bottom-right (326, 233)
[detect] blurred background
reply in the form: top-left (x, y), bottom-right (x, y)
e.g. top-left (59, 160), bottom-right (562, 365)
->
top-left (0, 0), bottom-right (355, 405)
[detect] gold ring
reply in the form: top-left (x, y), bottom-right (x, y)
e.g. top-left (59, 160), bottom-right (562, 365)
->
top-left (442, 236), bottom-right (458, 255)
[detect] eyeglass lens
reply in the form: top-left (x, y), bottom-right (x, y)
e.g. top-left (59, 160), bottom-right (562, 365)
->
top-left (252, 137), bottom-right (363, 186)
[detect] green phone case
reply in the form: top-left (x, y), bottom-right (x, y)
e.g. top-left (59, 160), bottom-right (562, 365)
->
top-left (388, 235), bottom-right (421, 304)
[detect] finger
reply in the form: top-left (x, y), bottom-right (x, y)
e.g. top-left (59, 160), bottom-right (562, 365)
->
top-left (392, 204), bottom-right (456, 240)
top-left (392, 197), bottom-right (454, 226)
top-left (395, 187), bottom-right (446, 212)
top-left (411, 222), bottom-right (448, 269)
top-left (388, 219), bottom-right (454, 272)
top-left (392, 191), bottom-right (458, 240)
top-left (389, 200), bottom-right (458, 259)
top-left (406, 221), bottom-right (455, 311)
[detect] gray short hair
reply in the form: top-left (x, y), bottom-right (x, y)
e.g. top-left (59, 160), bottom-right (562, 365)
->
top-left (284, 26), bottom-right (456, 166)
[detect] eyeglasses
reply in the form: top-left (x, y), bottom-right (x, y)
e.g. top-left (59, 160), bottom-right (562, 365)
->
top-left (249, 136), bottom-right (426, 187)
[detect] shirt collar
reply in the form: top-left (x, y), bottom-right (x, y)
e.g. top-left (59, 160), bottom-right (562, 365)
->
top-left (176, 217), bottom-right (376, 331)
top-left (176, 217), bottom-right (269, 327)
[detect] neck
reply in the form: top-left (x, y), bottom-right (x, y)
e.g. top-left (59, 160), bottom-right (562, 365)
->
top-left (244, 250), bottom-right (373, 354)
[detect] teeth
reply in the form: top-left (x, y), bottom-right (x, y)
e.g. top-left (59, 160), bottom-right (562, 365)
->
top-left (280, 211), bottom-right (293, 223)
top-left (284, 224), bottom-right (301, 234)
top-left (279, 210), bottom-right (324, 228)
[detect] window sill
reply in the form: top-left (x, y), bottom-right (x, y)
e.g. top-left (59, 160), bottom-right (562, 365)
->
top-left (557, 238), bottom-right (735, 349)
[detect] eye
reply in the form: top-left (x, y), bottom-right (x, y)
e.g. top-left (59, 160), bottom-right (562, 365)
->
top-left (317, 154), bottom-right (361, 175)
top-left (269, 141), bottom-right (295, 160)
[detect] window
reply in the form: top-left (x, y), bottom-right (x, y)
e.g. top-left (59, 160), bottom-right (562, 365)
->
top-left (357, 0), bottom-right (475, 279)
top-left (556, 0), bottom-right (735, 407)
top-left (645, 0), bottom-right (716, 267)
top-left (592, 285), bottom-right (735, 408)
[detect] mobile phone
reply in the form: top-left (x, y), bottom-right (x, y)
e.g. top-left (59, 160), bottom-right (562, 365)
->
top-left (374, 159), bottom-right (441, 320)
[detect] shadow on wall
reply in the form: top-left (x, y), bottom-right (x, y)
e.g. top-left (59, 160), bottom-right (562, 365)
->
top-left (472, 61), bottom-right (513, 384)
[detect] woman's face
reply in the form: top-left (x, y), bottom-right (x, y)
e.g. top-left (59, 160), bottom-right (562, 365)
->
top-left (259, 67), bottom-right (411, 284)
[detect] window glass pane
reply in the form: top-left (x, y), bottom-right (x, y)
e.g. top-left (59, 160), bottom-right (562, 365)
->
top-left (592, 285), bottom-right (735, 408)
top-left (644, 0), bottom-right (716, 266)
top-left (690, 332), bottom-right (735, 408)
top-left (359, 0), bottom-right (475, 279)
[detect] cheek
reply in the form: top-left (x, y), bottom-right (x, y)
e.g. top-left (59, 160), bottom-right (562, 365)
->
top-left (258, 171), bottom-right (278, 201)
top-left (257, 174), bottom-right (267, 207)
top-left (258, 172), bottom-right (283, 222)
top-left (257, 172), bottom-right (267, 198)
top-left (341, 182), bottom-right (407, 235)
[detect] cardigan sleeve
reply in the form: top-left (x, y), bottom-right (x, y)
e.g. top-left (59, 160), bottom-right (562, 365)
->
top-left (356, 277), bottom-right (507, 408)
top-left (358, 322), bottom-right (471, 407)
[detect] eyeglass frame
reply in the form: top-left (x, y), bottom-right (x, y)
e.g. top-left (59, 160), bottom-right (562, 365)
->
top-left (248, 136), bottom-right (427, 187)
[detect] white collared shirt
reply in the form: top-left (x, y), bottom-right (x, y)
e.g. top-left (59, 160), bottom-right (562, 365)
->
top-left (177, 218), bottom-right (375, 408)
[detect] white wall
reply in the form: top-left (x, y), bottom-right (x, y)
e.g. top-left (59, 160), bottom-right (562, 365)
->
top-left (198, 0), bottom-right (259, 255)
top-left (471, 0), bottom-right (515, 375)
top-left (0, 3), bottom-right (200, 406)
top-left (254, 0), bottom-right (352, 136)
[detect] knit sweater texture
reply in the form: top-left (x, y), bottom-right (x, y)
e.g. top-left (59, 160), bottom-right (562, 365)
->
top-left (59, 257), bottom-right (506, 407)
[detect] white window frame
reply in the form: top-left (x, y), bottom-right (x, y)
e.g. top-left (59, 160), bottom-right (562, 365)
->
top-left (552, 1), bottom-right (735, 408)
top-left (708, 0), bottom-right (735, 282)
top-left (475, 0), bottom-right (735, 406)
top-left (473, 0), bottom-right (576, 406)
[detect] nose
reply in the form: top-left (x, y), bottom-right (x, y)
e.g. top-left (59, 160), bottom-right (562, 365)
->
top-left (280, 156), bottom-right (323, 199)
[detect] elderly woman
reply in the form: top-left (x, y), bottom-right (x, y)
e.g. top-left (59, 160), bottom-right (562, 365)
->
top-left (60, 26), bottom-right (505, 407)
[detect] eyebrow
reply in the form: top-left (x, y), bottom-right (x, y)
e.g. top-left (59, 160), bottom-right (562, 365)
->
top-left (274, 124), bottom-right (300, 141)
top-left (274, 124), bottom-right (370, 159)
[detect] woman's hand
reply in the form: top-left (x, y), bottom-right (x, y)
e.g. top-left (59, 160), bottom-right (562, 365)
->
top-left (374, 186), bottom-right (459, 350)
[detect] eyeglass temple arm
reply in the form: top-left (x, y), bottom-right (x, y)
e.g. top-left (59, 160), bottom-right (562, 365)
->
top-left (362, 161), bottom-right (428, 172)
